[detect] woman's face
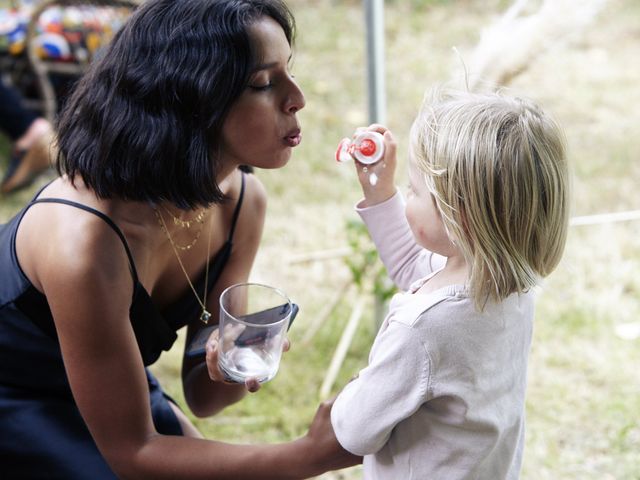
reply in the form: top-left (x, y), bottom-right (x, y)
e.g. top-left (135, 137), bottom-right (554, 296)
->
top-left (221, 16), bottom-right (305, 170)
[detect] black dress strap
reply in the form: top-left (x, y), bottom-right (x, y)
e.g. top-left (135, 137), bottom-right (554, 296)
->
top-left (29, 198), bottom-right (140, 285)
top-left (227, 172), bottom-right (246, 243)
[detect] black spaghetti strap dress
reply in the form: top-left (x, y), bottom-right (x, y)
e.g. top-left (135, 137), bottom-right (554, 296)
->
top-left (0, 174), bottom-right (246, 478)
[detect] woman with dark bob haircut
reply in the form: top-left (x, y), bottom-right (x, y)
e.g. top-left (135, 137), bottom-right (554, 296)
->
top-left (0, 0), bottom-right (360, 478)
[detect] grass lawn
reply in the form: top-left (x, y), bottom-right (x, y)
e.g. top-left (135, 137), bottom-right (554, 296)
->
top-left (1, 0), bottom-right (638, 478)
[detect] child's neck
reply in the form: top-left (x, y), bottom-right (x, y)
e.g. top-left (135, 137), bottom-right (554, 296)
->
top-left (419, 254), bottom-right (468, 294)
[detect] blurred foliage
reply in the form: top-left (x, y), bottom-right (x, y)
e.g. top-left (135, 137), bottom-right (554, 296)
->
top-left (344, 219), bottom-right (396, 301)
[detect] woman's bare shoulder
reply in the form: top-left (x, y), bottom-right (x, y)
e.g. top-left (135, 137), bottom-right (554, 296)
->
top-left (16, 179), bottom-right (135, 294)
top-left (220, 171), bottom-right (267, 254)
top-left (221, 170), bottom-right (267, 226)
top-left (243, 172), bottom-right (267, 213)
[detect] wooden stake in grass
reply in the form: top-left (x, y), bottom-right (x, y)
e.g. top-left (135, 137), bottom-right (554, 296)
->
top-left (302, 278), bottom-right (353, 345)
top-left (319, 295), bottom-right (366, 400)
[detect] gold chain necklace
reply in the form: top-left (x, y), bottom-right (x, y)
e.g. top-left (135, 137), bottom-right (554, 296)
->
top-left (157, 207), bottom-right (207, 251)
top-left (154, 206), bottom-right (212, 324)
top-left (163, 206), bottom-right (207, 229)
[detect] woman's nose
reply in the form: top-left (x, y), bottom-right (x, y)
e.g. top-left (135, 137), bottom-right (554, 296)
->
top-left (285, 80), bottom-right (305, 114)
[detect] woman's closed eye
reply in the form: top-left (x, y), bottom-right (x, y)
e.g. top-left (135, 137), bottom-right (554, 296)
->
top-left (248, 68), bottom-right (296, 92)
top-left (249, 82), bottom-right (273, 91)
top-left (248, 70), bottom-right (273, 91)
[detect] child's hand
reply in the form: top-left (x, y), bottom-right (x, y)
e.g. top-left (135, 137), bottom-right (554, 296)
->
top-left (354, 124), bottom-right (397, 207)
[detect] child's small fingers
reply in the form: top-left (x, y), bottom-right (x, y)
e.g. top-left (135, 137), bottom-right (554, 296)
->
top-left (367, 123), bottom-right (387, 134)
top-left (380, 130), bottom-right (396, 160)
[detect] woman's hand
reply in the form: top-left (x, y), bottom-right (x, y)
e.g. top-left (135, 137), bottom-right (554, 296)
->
top-left (205, 328), bottom-right (290, 393)
top-left (301, 397), bottom-right (363, 473)
top-left (353, 124), bottom-right (398, 207)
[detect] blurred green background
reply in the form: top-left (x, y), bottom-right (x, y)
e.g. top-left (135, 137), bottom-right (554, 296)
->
top-left (1, 0), bottom-right (639, 478)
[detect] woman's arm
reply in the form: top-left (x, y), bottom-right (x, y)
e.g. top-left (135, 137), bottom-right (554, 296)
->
top-left (33, 195), bottom-right (355, 479)
top-left (182, 172), bottom-right (267, 417)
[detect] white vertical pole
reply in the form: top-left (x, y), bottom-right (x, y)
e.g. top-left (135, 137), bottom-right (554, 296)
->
top-left (364, 0), bottom-right (388, 329)
top-left (364, 0), bottom-right (386, 125)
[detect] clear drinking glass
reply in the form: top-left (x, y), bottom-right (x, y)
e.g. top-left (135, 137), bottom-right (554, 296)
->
top-left (218, 283), bottom-right (293, 384)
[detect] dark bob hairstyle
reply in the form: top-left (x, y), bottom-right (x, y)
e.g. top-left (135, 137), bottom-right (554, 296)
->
top-left (56, 0), bottom-right (295, 208)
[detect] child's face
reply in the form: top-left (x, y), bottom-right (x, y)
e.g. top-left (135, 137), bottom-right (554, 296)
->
top-left (405, 155), bottom-right (457, 257)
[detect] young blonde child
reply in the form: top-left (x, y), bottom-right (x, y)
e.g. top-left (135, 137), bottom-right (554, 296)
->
top-left (331, 87), bottom-right (570, 479)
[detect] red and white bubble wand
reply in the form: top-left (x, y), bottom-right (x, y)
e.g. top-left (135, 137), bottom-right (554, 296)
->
top-left (335, 131), bottom-right (385, 185)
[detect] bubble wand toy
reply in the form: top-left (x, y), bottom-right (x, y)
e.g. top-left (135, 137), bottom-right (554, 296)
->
top-left (335, 131), bottom-right (385, 186)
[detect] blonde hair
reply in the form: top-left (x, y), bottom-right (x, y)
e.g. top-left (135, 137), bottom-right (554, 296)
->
top-left (410, 87), bottom-right (570, 308)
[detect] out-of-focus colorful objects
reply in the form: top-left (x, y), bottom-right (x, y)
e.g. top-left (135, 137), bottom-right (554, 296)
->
top-left (0, 2), bottom-right (129, 63)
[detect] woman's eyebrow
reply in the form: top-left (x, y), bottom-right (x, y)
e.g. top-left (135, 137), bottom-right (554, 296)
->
top-left (252, 54), bottom-right (293, 72)
top-left (252, 61), bottom-right (279, 72)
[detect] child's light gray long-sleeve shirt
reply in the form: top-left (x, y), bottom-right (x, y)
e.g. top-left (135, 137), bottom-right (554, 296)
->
top-left (331, 192), bottom-right (534, 480)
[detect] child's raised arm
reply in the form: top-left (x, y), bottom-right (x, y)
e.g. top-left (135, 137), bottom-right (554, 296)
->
top-left (341, 125), bottom-right (446, 290)
top-left (351, 125), bottom-right (398, 207)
